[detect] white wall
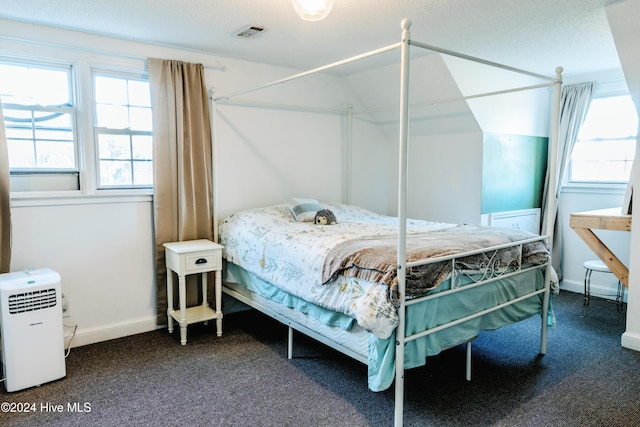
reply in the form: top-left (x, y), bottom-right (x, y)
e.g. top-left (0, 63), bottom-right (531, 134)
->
top-left (10, 197), bottom-right (155, 347)
top-left (346, 52), bottom-right (555, 225)
top-left (386, 131), bottom-right (483, 224)
top-left (349, 118), bottom-right (390, 214)
top-left (209, 60), bottom-right (358, 219)
top-left (443, 55), bottom-right (555, 137)
top-left (213, 104), bottom-right (345, 220)
top-left (345, 54), bottom-right (485, 222)
top-left (606, 0), bottom-right (640, 351)
top-left (558, 188), bottom-right (631, 297)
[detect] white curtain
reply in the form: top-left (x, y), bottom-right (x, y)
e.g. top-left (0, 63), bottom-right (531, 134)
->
top-left (541, 82), bottom-right (596, 279)
top-left (0, 104), bottom-right (11, 273)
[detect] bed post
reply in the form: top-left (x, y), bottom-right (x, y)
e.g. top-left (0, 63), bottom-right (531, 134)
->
top-left (395, 18), bottom-right (412, 427)
top-left (287, 326), bottom-right (294, 359)
top-left (541, 66), bottom-right (563, 355)
top-left (347, 104), bottom-right (353, 205)
top-left (209, 87), bottom-right (219, 243)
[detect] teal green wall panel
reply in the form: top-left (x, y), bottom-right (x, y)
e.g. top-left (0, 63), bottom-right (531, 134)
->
top-left (482, 133), bottom-right (548, 214)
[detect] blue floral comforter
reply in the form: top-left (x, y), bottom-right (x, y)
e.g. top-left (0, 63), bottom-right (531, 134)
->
top-left (219, 203), bottom-right (462, 339)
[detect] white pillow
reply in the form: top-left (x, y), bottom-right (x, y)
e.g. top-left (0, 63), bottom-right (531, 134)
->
top-left (287, 198), bottom-right (322, 222)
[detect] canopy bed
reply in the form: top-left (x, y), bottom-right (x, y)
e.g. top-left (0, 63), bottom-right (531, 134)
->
top-left (212, 19), bottom-right (562, 427)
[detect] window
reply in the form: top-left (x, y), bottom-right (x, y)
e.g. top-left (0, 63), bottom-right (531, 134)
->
top-left (569, 95), bottom-right (638, 184)
top-left (1, 43), bottom-right (154, 197)
top-left (93, 73), bottom-right (153, 188)
top-left (0, 61), bottom-right (79, 191)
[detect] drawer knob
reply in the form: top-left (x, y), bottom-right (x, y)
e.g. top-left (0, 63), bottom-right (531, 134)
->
top-left (195, 258), bottom-right (208, 264)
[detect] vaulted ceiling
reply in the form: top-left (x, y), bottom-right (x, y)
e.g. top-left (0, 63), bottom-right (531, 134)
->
top-left (0, 0), bottom-right (623, 78)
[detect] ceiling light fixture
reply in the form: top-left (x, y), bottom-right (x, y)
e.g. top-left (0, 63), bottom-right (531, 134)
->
top-left (292, 0), bottom-right (334, 21)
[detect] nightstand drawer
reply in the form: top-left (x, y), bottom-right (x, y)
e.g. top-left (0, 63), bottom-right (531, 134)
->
top-left (185, 252), bottom-right (221, 272)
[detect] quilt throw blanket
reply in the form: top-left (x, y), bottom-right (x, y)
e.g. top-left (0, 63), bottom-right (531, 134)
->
top-left (322, 225), bottom-right (550, 301)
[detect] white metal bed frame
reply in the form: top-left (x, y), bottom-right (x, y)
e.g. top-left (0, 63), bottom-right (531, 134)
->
top-left (211, 18), bottom-right (563, 427)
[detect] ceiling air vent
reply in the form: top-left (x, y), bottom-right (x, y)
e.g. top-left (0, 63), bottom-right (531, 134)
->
top-left (236, 25), bottom-right (266, 39)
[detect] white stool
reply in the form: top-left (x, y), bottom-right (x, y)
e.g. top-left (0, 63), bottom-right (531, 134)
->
top-left (582, 259), bottom-right (625, 317)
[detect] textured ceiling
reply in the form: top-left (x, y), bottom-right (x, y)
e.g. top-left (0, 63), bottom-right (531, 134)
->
top-left (0, 0), bottom-right (623, 77)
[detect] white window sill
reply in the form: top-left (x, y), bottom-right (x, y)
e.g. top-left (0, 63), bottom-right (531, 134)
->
top-left (10, 190), bottom-right (153, 207)
top-left (561, 183), bottom-right (628, 195)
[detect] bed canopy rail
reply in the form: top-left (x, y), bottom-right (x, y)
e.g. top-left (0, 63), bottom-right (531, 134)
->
top-left (210, 18), bottom-right (563, 427)
top-left (409, 39), bottom-right (557, 82)
top-left (214, 79), bottom-right (558, 118)
top-left (209, 97), bottom-right (346, 115)
top-left (353, 81), bottom-right (557, 116)
top-left (213, 43), bottom-right (401, 102)
top-left (213, 25), bottom-right (558, 114)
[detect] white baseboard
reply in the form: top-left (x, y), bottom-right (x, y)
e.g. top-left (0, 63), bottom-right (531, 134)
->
top-left (59, 284), bottom-right (625, 350)
top-left (64, 316), bottom-right (160, 349)
top-left (622, 331), bottom-right (640, 351)
top-left (560, 279), bottom-right (627, 303)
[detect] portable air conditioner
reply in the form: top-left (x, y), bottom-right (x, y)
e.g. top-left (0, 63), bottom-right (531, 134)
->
top-left (0, 268), bottom-right (66, 392)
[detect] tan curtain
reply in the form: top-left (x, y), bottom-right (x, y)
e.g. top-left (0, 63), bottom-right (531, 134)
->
top-left (0, 105), bottom-right (11, 273)
top-left (148, 59), bottom-right (214, 325)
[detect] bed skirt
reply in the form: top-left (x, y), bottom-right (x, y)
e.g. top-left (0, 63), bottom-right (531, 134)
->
top-left (223, 262), bottom-right (549, 391)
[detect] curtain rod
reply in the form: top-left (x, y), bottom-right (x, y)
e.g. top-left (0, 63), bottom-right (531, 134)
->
top-left (0, 34), bottom-right (227, 72)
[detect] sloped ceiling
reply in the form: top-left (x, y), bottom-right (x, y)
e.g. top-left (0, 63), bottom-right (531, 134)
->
top-left (0, 0), bottom-right (624, 78)
top-left (606, 1), bottom-right (640, 105)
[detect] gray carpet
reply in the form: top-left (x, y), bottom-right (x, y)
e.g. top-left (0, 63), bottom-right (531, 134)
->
top-left (2, 291), bottom-right (639, 427)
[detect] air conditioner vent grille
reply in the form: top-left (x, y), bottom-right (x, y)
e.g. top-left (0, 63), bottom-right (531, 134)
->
top-left (8, 288), bottom-right (57, 314)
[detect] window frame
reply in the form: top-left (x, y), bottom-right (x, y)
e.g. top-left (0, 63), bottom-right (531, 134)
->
top-left (1, 59), bottom-right (81, 192)
top-left (0, 42), bottom-right (153, 201)
top-left (565, 80), bottom-right (637, 190)
top-left (91, 69), bottom-right (153, 190)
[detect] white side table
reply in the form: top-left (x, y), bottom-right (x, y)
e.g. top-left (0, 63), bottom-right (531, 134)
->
top-left (164, 239), bottom-right (223, 345)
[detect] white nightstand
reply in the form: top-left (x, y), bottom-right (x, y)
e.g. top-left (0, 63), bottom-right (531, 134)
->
top-left (163, 239), bottom-right (223, 345)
